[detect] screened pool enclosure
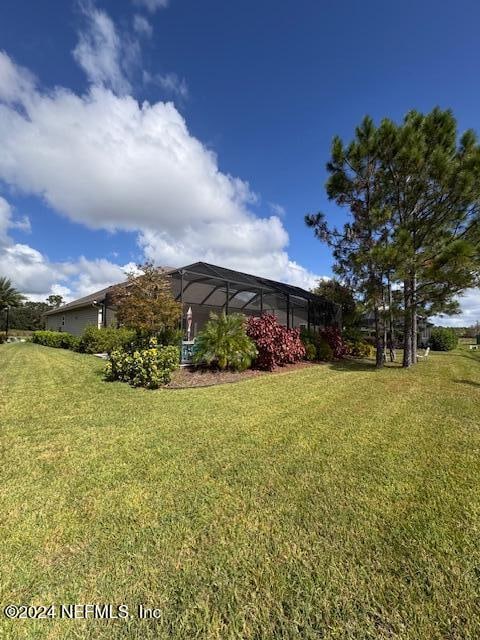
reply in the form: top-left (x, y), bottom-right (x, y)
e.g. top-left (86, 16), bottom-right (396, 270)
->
top-left (45, 261), bottom-right (341, 341)
top-left (167, 262), bottom-right (341, 339)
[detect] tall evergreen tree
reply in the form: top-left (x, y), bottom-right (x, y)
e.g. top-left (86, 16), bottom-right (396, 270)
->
top-left (306, 116), bottom-right (389, 367)
top-left (377, 108), bottom-right (480, 365)
top-left (307, 108), bottom-right (480, 367)
top-left (312, 279), bottom-right (359, 331)
top-left (46, 294), bottom-right (64, 308)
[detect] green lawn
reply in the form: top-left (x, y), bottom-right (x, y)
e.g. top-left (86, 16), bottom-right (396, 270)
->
top-left (1, 343), bottom-right (480, 639)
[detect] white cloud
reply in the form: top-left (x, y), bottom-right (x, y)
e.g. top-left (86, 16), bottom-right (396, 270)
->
top-left (0, 238), bottom-right (135, 302)
top-left (69, 257), bottom-right (136, 298)
top-left (0, 242), bottom-right (71, 298)
top-left (0, 196), bottom-right (12, 246)
top-left (73, 4), bottom-right (137, 94)
top-left (139, 226), bottom-right (321, 290)
top-left (0, 50), bottom-right (36, 104)
top-left (0, 196), bottom-right (31, 244)
top-left (133, 0), bottom-right (169, 13)
top-left (268, 202), bottom-right (286, 218)
top-left (143, 70), bottom-right (188, 99)
top-left (433, 289), bottom-right (480, 328)
top-left (10, 215), bottom-right (31, 233)
top-left (0, 50), bottom-right (324, 294)
top-left (73, 7), bottom-right (186, 100)
top-left (0, 197), bottom-right (59, 297)
top-left (0, 194), bottom-right (134, 300)
top-left (133, 14), bottom-right (153, 38)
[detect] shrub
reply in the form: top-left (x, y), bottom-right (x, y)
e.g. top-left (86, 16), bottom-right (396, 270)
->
top-left (78, 326), bottom-right (136, 354)
top-left (59, 333), bottom-right (81, 350)
top-left (430, 327), bottom-right (458, 351)
top-left (300, 328), bottom-right (320, 359)
top-left (157, 326), bottom-right (183, 346)
top-left (346, 339), bottom-right (375, 358)
top-left (105, 339), bottom-right (179, 388)
top-left (33, 330), bottom-right (61, 347)
top-left (321, 326), bottom-right (348, 358)
top-left (246, 314), bottom-right (305, 371)
top-left (32, 330), bottom-right (80, 350)
top-left (304, 342), bottom-right (317, 361)
top-left (301, 326), bottom-right (347, 361)
top-left (300, 327), bottom-right (318, 348)
top-left (0, 334), bottom-right (6, 344)
top-left (342, 326), bottom-right (364, 342)
top-left (193, 312), bottom-right (257, 371)
top-left (279, 327), bottom-right (305, 365)
top-left (316, 337), bottom-right (334, 361)
top-left (130, 327), bottom-right (183, 351)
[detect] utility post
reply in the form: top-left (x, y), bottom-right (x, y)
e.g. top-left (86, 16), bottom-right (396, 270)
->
top-left (5, 305), bottom-right (10, 340)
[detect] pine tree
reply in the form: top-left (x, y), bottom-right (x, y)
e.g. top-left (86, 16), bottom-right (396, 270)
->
top-left (311, 279), bottom-right (359, 331)
top-left (306, 116), bottom-right (389, 368)
top-left (377, 108), bottom-right (480, 366)
top-left (307, 108), bottom-right (480, 368)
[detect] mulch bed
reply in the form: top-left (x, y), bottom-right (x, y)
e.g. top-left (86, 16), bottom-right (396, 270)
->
top-left (165, 361), bottom-right (320, 389)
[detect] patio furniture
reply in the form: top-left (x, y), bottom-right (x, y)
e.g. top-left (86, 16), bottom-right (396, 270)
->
top-left (417, 347), bottom-right (430, 361)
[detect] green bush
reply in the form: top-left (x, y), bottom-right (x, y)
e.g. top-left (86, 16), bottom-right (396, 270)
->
top-left (300, 328), bottom-right (320, 361)
top-left (105, 339), bottom-right (179, 388)
top-left (0, 334), bottom-right (6, 344)
top-left (300, 328), bottom-right (337, 361)
top-left (429, 327), bottom-right (458, 351)
top-left (193, 312), bottom-right (257, 371)
top-left (78, 326), bottom-right (136, 354)
top-left (32, 330), bottom-right (80, 350)
top-left (300, 327), bottom-right (316, 345)
top-left (33, 330), bottom-right (62, 347)
top-left (304, 342), bottom-right (317, 361)
top-left (346, 339), bottom-right (375, 358)
top-left (157, 326), bottom-right (183, 346)
top-left (316, 337), bottom-right (334, 362)
top-left (342, 326), bottom-right (364, 342)
top-left (60, 333), bottom-right (81, 350)
top-left (127, 327), bottom-right (183, 352)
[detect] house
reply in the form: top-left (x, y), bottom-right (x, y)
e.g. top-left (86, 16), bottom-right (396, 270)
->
top-left (44, 261), bottom-right (341, 338)
top-left (359, 311), bottom-right (433, 348)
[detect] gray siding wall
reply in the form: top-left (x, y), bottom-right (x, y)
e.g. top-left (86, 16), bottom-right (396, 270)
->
top-left (46, 306), bottom-right (100, 337)
top-left (105, 306), bottom-right (117, 327)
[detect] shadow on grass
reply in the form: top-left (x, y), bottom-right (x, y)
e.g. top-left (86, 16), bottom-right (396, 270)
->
top-left (327, 358), bottom-right (403, 373)
top-left (454, 379), bottom-right (480, 389)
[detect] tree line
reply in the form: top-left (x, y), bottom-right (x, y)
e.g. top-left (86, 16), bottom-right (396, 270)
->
top-left (0, 276), bottom-right (64, 332)
top-left (306, 108), bottom-right (480, 367)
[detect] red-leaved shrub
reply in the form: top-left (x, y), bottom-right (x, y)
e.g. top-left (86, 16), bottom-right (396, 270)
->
top-left (246, 314), bottom-right (305, 370)
top-left (321, 326), bottom-right (348, 358)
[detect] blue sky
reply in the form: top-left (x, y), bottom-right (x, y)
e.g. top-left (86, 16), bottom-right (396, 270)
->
top-left (0, 0), bottom-right (479, 324)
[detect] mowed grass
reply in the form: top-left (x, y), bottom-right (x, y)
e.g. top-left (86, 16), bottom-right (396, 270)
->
top-left (1, 343), bottom-right (480, 639)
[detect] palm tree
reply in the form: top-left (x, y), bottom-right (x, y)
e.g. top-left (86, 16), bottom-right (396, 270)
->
top-left (193, 312), bottom-right (258, 371)
top-left (0, 277), bottom-right (25, 338)
top-left (0, 277), bottom-right (24, 307)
